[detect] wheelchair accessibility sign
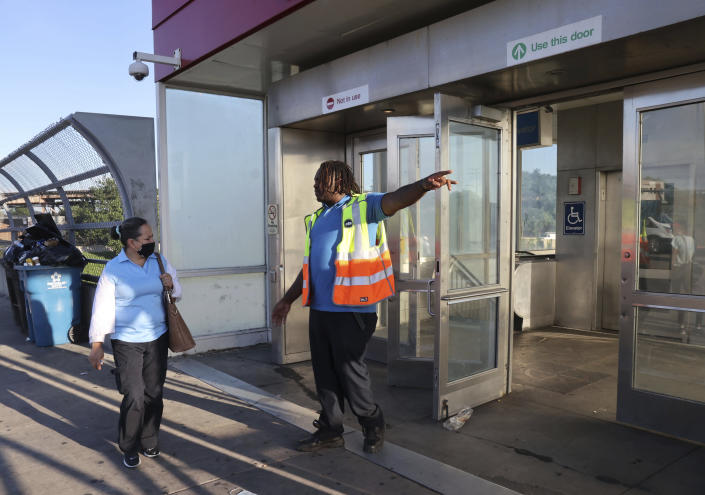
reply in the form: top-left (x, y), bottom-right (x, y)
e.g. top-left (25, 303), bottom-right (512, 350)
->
top-left (564, 201), bottom-right (585, 235)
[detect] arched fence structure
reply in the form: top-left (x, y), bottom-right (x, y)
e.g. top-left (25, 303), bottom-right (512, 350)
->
top-left (0, 113), bottom-right (156, 278)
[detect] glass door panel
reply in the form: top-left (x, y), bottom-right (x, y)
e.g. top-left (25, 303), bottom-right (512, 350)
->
top-left (434, 94), bottom-right (511, 420)
top-left (361, 151), bottom-right (387, 194)
top-left (637, 103), bottom-right (705, 296)
top-left (619, 72), bottom-right (705, 444)
top-left (386, 117), bottom-right (436, 388)
top-left (348, 132), bottom-right (388, 362)
top-left (634, 306), bottom-right (705, 403)
top-left (361, 150), bottom-right (389, 342)
top-left (399, 137), bottom-right (436, 280)
top-left (448, 122), bottom-right (500, 289)
top-left (448, 296), bottom-right (498, 382)
top-left (399, 291), bottom-right (434, 359)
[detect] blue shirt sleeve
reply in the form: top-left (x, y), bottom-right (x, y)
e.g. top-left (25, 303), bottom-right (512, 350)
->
top-left (365, 192), bottom-right (388, 223)
top-left (101, 260), bottom-right (118, 284)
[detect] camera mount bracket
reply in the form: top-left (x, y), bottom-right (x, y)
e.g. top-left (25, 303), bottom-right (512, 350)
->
top-left (133, 49), bottom-right (181, 70)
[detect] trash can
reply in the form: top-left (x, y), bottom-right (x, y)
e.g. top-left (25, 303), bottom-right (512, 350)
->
top-left (3, 265), bottom-right (28, 335)
top-left (15, 265), bottom-right (82, 346)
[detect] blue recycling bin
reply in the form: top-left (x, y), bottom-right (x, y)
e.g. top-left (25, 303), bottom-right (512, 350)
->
top-left (15, 265), bottom-right (82, 346)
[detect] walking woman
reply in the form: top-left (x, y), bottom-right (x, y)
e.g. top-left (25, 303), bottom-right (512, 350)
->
top-left (87, 217), bottom-right (181, 468)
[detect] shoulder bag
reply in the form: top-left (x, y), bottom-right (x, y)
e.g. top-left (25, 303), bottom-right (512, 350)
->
top-left (156, 253), bottom-right (196, 353)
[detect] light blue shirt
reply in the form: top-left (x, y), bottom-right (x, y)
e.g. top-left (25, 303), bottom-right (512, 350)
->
top-left (89, 250), bottom-right (181, 343)
top-left (309, 193), bottom-right (388, 313)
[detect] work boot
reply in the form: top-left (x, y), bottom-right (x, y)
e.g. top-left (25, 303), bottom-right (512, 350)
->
top-left (361, 407), bottom-right (385, 454)
top-left (363, 425), bottom-right (384, 453)
top-left (297, 430), bottom-right (344, 452)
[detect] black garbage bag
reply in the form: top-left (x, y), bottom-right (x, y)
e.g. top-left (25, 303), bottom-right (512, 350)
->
top-left (20, 235), bottom-right (35, 250)
top-left (2, 241), bottom-right (26, 269)
top-left (38, 240), bottom-right (87, 268)
top-left (27, 213), bottom-right (62, 239)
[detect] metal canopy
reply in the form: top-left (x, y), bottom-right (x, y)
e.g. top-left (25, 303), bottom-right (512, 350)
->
top-left (164, 0), bottom-right (492, 94)
top-left (272, 15), bottom-right (705, 135)
top-left (0, 113), bottom-right (156, 274)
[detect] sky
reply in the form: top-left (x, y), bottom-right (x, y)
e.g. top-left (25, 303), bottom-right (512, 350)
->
top-left (0, 1), bottom-right (155, 158)
top-left (521, 144), bottom-right (557, 176)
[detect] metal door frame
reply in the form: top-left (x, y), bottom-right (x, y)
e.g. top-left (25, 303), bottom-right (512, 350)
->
top-left (619, 70), bottom-right (705, 441)
top-left (433, 93), bottom-right (512, 419)
top-left (595, 170), bottom-right (623, 331)
top-left (346, 128), bottom-right (388, 363)
top-left (385, 116), bottom-right (437, 388)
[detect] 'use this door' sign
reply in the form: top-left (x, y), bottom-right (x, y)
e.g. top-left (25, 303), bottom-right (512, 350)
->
top-left (564, 201), bottom-right (585, 235)
top-left (507, 16), bottom-right (602, 66)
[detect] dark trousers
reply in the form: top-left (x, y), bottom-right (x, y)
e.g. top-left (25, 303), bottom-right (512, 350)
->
top-left (111, 332), bottom-right (169, 454)
top-left (309, 309), bottom-right (383, 437)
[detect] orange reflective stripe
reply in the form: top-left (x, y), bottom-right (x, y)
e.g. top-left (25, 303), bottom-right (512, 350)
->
top-left (335, 257), bottom-right (392, 278)
top-left (302, 261), bottom-right (311, 305)
top-left (333, 277), bottom-right (395, 306)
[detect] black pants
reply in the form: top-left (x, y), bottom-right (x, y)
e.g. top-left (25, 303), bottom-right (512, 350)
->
top-left (309, 309), bottom-right (383, 437)
top-left (111, 332), bottom-right (169, 454)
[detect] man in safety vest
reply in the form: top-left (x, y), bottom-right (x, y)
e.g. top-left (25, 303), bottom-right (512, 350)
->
top-left (272, 160), bottom-right (455, 454)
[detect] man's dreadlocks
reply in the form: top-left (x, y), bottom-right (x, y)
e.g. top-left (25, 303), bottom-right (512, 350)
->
top-left (318, 160), bottom-right (361, 196)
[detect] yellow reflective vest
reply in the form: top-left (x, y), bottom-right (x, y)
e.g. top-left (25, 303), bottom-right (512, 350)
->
top-left (302, 194), bottom-right (395, 307)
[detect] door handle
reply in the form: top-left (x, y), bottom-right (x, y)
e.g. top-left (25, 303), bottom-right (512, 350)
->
top-left (427, 279), bottom-right (437, 317)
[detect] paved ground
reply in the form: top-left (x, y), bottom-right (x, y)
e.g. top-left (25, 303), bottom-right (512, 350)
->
top-left (191, 328), bottom-right (705, 495)
top-left (2, 291), bottom-right (705, 495)
top-left (0, 295), bottom-right (440, 495)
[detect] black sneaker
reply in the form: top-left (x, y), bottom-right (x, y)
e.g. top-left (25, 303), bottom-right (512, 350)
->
top-left (141, 447), bottom-right (160, 458)
top-left (123, 452), bottom-right (140, 468)
top-left (363, 425), bottom-right (384, 453)
top-left (297, 431), bottom-right (344, 452)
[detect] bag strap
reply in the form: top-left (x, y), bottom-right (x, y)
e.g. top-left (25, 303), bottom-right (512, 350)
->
top-left (155, 253), bottom-right (174, 303)
top-left (155, 252), bottom-right (166, 274)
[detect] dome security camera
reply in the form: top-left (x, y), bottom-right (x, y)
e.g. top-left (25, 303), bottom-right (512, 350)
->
top-left (129, 61), bottom-right (149, 81)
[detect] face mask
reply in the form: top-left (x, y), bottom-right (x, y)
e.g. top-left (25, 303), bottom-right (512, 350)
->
top-left (137, 242), bottom-right (155, 258)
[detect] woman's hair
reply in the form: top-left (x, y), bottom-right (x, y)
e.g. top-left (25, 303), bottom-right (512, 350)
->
top-left (111, 217), bottom-right (147, 247)
top-left (318, 160), bottom-right (360, 195)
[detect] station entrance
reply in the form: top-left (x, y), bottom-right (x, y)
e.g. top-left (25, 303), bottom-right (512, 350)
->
top-left (270, 71), bottom-right (705, 443)
top-left (272, 94), bottom-right (512, 420)
top-left (271, 89), bottom-right (620, 422)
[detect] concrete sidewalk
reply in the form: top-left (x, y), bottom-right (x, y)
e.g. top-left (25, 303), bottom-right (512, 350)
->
top-left (3, 290), bottom-right (704, 495)
top-left (188, 331), bottom-right (705, 495)
top-left (0, 295), bottom-right (442, 495)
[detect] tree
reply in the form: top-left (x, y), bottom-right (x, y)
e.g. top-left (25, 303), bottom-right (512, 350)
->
top-left (521, 168), bottom-right (556, 238)
top-left (71, 177), bottom-right (124, 254)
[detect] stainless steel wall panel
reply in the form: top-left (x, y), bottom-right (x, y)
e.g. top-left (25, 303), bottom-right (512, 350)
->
top-left (596, 102), bottom-right (624, 169)
top-left (268, 127), bottom-right (284, 361)
top-left (429, 0), bottom-right (705, 88)
top-left (268, 30), bottom-right (429, 128)
top-left (558, 106), bottom-right (598, 171)
top-left (554, 101), bottom-right (623, 330)
top-left (272, 128), bottom-right (345, 363)
top-left (266, 0), bottom-right (705, 130)
top-left (554, 168), bottom-right (597, 330)
top-left (599, 171), bottom-right (622, 331)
